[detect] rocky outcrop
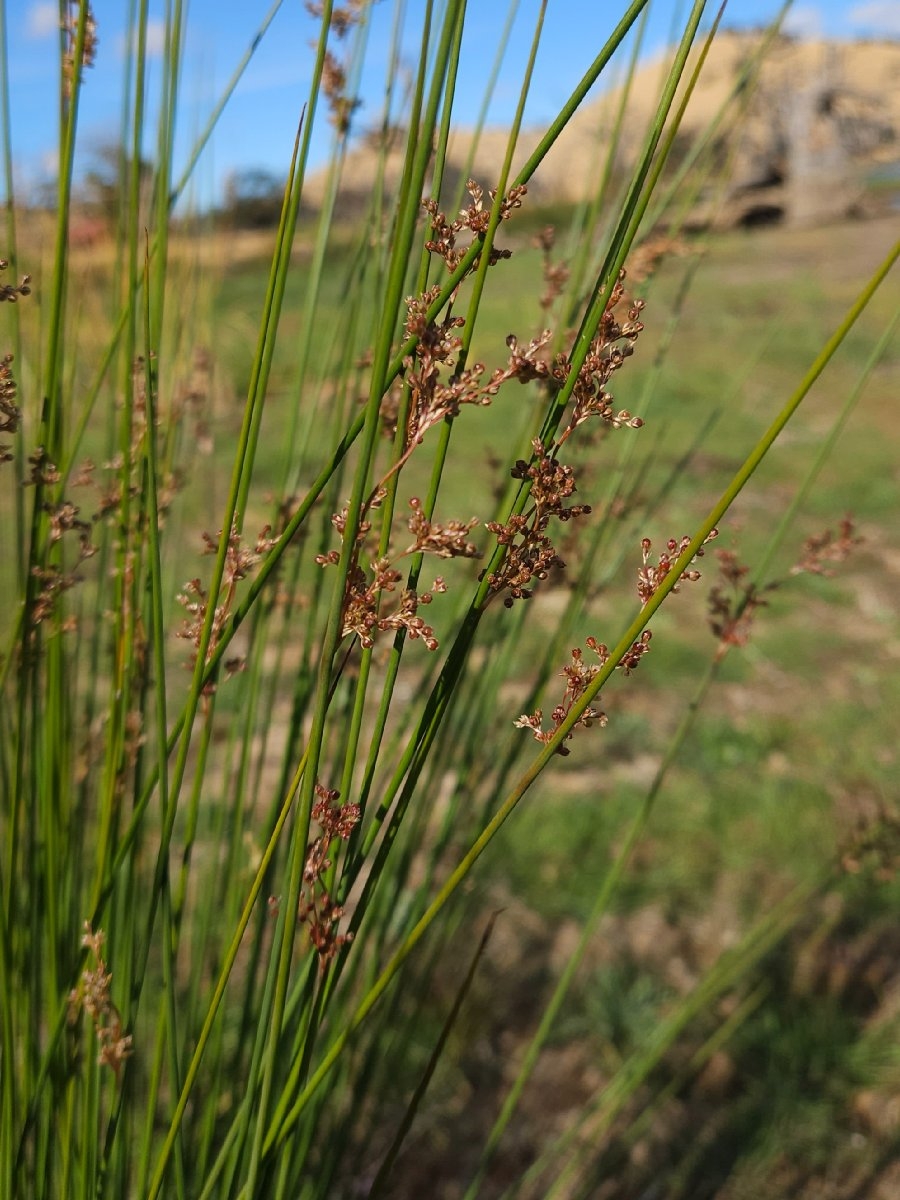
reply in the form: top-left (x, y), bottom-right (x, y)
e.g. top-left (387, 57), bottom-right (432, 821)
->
top-left (307, 34), bottom-right (900, 230)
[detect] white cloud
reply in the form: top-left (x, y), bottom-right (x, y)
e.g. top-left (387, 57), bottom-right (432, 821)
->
top-left (26, 2), bottom-right (58, 38)
top-left (146, 19), bottom-right (167, 57)
top-left (849, 1), bottom-right (900, 36)
top-left (40, 147), bottom-right (59, 177)
top-left (117, 19), bottom-right (168, 60)
top-left (783, 5), bottom-right (824, 38)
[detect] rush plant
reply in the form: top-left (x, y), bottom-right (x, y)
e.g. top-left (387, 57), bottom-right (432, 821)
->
top-left (1, 3), bottom-right (897, 1199)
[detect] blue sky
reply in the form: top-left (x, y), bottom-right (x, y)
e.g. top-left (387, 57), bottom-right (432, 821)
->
top-left (4, 1), bottom-right (898, 209)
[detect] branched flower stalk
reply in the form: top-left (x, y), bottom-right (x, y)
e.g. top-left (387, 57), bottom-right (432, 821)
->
top-left (66, 924), bottom-right (132, 1083)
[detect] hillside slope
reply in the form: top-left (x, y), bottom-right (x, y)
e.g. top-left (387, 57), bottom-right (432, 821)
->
top-left (308, 33), bottom-right (900, 228)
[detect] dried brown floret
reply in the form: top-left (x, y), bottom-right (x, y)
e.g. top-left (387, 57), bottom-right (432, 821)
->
top-left (0, 354), bottom-right (20, 463)
top-left (707, 548), bottom-right (773, 652)
top-left (533, 226), bottom-right (570, 312)
top-left (67, 923), bottom-right (132, 1082)
top-left (423, 180), bottom-right (527, 273)
top-left (557, 270), bottom-right (646, 444)
top-left (791, 516), bottom-right (861, 577)
top-left (406, 497), bottom-right (480, 559)
top-left (0, 265), bottom-right (31, 303)
top-left (485, 441), bottom-right (590, 606)
top-left (176, 523), bottom-right (268, 681)
top-left (62, 1), bottom-right (98, 99)
top-left (299, 784), bottom-right (361, 967)
top-left (637, 530), bottom-right (717, 608)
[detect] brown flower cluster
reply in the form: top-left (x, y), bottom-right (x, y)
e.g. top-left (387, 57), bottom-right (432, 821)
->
top-left (398, 287), bottom-right (474, 444)
top-left (338, 557), bottom-right (441, 651)
top-left (24, 446), bottom-right (60, 488)
top-left (72, 356), bottom-right (182, 528)
top-left (67, 924), bottom-right (133, 1082)
top-left (321, 51), bottom-right (361, 134)
top-left (485, 439), bottom-right (590, 606)
top-left (405, 496), bottom-right (479, 559)
top-left (558, 270), bottom-right (646, 444)
top-left (323, 277), bottom-right (564, 651)
top-left (503, 329), bottom-right (555, 386)
top-left (16, 351), bottom-right (185, 636)
top-left (63, 1), bottom-right (98, 98)
top-left (707, 549), bottom-right (772, 652)
top-left (514, 631), bottom-right (652, 755)
top-left (169, 344), bottom-right (215, 457)
top-left (452, 266), bottom-right (646, 445)
top-left (21, 448), bottom-right (98, 628)
top-left (1, 259), bottom-right (29, 462)
top-left (299, 784), bottom-right (361, 967)
top-left (0, 258), bottom-right (31, 303)
top-left (321, 497), bottom-right (479, 651)
top-left (626, 234), bottom-right (688, 285)
top-left (514, 527), bottom-right (719, 753)
top-left (423, 179), bottom-right (527, 272)
top-left (533, 225), bottom-right (570, 313)
top-left (395, 294), bottom-right (555, 457)
top-left (791, 516), bottom-right (862, 577)
top-left (305, 0), bottom-right (365, 38)
top-left (706, 519), bottom-right (861, 657)
top-left (306, 2), bottom-right (365, 133)
top-left (1, 353), bottom-right (20, 464)
top-left (637, 530), bottom-right (717, 608)
top-left (177, 523), bottom-right (273, 680)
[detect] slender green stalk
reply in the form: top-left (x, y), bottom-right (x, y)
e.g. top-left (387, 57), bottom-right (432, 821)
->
top-left (367, 913), bottom-right (499, 1198)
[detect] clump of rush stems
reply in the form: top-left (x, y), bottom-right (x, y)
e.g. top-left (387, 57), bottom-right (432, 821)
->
top-left (5, 6), bottom-right (894, 1200)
